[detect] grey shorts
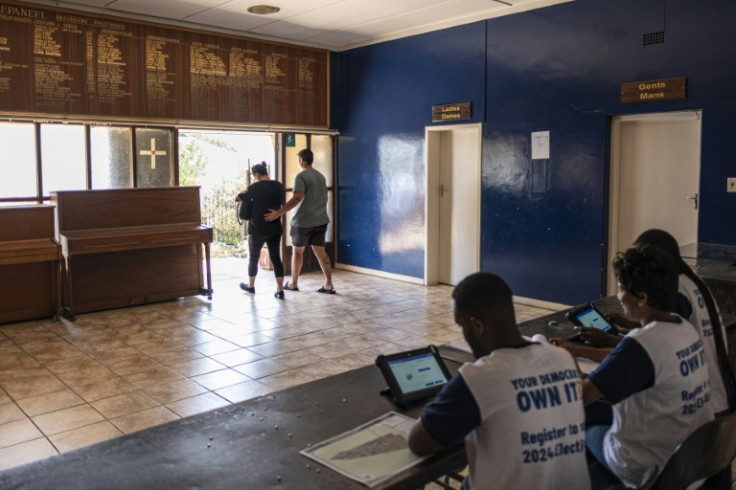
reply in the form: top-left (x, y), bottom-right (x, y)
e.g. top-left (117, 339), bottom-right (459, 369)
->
top-left (290, 224), bottom-right (327, 247)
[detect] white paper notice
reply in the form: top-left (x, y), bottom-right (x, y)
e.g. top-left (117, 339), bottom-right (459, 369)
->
top-left (531, 131), bottom-right (550, 159)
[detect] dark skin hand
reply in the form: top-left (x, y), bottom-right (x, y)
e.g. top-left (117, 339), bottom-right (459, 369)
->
top-left (548, 337), bottom-right (612, 363)
top-left (605, 312), bottom-right (639, 330)
top-left (576, 326), bottom-right (621, 347)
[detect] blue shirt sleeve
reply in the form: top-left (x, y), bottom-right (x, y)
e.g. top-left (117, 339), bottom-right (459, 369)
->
top-left (587, 336), bottom-right (655, 404)
top-left (420, 374), bottom-right (481, 448)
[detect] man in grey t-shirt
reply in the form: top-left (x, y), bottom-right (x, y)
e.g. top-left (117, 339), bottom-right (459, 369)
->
top-left (264, 148), bottom-right (335, 293)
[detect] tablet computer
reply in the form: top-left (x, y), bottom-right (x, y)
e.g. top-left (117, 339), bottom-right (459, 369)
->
top-left (375, 345), bottom-right (452, 407)
top-left (566, 303), bottom-right (620, 336)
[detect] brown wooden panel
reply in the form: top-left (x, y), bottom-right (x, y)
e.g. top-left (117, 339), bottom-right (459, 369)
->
top-left (0, 17), bottom-right (34, 111)
top-left (67, 245), bottom-right (201, 314)
top-left (53, 187), bottom-right (202, 231)
top-left (142, 27), bottom-right (187, 119)
top-left (0, 205), bottom-right (55, 241)
top-left (0, 261), bottom-right (55, 323)
top-left (0, 0), bottom-right (329, 127)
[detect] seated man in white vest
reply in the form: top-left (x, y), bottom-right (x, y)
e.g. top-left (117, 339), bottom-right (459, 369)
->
top-left (408, 272), bottom-right (591, 490)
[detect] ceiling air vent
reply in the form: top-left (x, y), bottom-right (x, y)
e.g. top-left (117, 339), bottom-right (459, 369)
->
top-left (643, 31), bottom-right (665, 46)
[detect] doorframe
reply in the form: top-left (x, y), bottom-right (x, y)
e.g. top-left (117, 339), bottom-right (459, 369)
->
top-left (424, 122), bottom-right (482, 286)
top-left (607, 110), bottom-right (702, 294)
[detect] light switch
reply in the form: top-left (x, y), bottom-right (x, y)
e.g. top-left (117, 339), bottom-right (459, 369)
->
top-left (729, 177), bottom-right (736, 193)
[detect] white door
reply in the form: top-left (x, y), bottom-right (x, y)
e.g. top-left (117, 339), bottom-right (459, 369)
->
top-left (425, 124), bottom-right (481, 286)
top-left (608, 111), bottom-right (701, 293)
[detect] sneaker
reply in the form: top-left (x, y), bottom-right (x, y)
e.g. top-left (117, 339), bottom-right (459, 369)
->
top-left (239, 283), bottom-right (255, 294)
top-left (274, 291), bottom-right (285, 300)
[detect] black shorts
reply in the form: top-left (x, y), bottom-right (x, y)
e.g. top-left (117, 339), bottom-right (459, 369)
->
top-left (290, 224), bottom-right (327, 247)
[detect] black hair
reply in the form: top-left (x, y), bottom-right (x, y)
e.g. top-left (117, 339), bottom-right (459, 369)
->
top-left (252, 162), bottom-right (268, 176)
top-left (612, 245), bottom-right (678, 311)
top-left (297, 148), bottom-right (314, 165)
top-left (452, 272), bottom-right (516, 325)
top-left (634, 228), bottom-right (736, 412)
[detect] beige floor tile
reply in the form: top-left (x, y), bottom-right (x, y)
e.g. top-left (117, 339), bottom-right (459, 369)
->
top-left (258, 369), bottom-right (318, 391)
top-left (0, 402), bottom-right (26, 425)
top-left (49, 420), bottom-right (123, 453)
top-left (72, 376), bottom-right (138, 402)
top-left (0, 418), bottom-right (43, 448)
top-left (0, 438), bottom-right (58, 471)
top-left (44, 355), bottom-right (106, 375)
top-left (104, 353), bottom-right (165, 376)
top-left (16, 389), bottom-right (86, 417)
top-left (0, 323), bottom-right (55, 341)
top-left (234, 358), bottom-right (286, 379)
top-left (143, 378), bottom-right (208, 404)
top-left (209, 348), bottom-right (264, 367)
top-left (0, 372), bottom-right (66, 401)
top-left (167, 357), bottom-right (225, 377)
top-left (55, 365), bottom-right (118, 388)
top-left (191, 339), bottom-right (241, 356)
top-left (150, 348), bottom-right (206, 366)
top-left (32, 404), bottom-right (105, 436)
top-left (301, 360), bottom-right (353, 379)
top-left (215, 381), bottom-right (274, 404)
top-left (111, 406), bottom-right (180, 435)
top-left (226, 332), bottom-right (279, 348)
top-left (91, 391), bottom-right (160, 419)
top-left (0, 269), bottom-right (496, 471)
top-left (166, 392), bottom-right (230, 418)
top-left (17, 340), bottom-right (84, 363)
top-left (161, 327), bottom-right (221, 346)
top-left (191, 368), bottom-right (251, 391)
top-left (123, 366), bottom-right (185, 390)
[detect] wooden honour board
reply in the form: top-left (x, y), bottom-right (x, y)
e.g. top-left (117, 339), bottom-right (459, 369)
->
top-left (0, 1), bottom-right (329, 127)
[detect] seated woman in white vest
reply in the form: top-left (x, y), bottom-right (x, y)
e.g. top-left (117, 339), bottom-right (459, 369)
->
top-left (582, 245), bottom-right (714, 488)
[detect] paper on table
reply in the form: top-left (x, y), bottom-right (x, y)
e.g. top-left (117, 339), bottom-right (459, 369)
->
top-left (300, 411), bottom-right (431, 488)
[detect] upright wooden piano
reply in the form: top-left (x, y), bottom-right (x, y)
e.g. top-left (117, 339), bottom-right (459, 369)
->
top-left (52, 187), bottom-right (213, 317)
top-left (0, 205), bottom-right (63, 324)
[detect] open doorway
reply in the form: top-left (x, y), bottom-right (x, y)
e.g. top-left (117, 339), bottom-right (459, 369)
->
top-left (178, 130), bottom-right (276, 261)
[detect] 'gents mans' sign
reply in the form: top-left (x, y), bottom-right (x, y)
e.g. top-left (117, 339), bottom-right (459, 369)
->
top-left (620, 77), bottom-right (687, 104)
top-left (432, 102), bottom-right (472, 122)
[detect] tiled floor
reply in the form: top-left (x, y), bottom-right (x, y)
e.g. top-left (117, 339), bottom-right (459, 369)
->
top-left (0, 260), bottom-right (557, 473)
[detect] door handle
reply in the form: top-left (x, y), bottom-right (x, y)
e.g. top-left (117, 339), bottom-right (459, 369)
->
top-left (687, 193), bottom-right (699, 210)
top-left (440, 184), bottom-right (446, 197)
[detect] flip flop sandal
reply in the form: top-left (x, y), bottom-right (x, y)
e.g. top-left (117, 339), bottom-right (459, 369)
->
top-left (283, 282), bottom-right (299, 291)
top-left (316, 286), bottom-right (336, 294)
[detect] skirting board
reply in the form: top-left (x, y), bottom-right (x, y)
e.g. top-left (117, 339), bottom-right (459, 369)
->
top-left (335, 264), bottom-right (573, 312)
top-left (335, 263), bottom-right (424, 285)
top-left (513, 296), bottom-right (570, 311)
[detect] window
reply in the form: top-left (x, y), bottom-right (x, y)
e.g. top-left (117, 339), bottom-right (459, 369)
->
top-left (135, 128), bottom-right (173, 187)
top-left (91, 126), bottom-right (133, 189)
top-left (0, 120), bottom-right (177, 203)
top-left (0, 122), bottom-right (36, 199)
top-left (40, 123), bottom-right (86, 195)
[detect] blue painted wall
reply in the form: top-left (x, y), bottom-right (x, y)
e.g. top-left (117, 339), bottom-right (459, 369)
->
top-left (334, 0), bottom-right (736, 305)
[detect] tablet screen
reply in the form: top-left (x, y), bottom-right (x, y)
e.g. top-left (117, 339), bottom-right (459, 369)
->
top-left (387, 351), bottom-right (449, 395)
top-left (573, 305), bottom-right (614, 332)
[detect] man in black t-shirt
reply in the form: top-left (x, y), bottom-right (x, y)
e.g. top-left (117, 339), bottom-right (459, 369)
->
top-left (236, 162), bottom-right (286, 298)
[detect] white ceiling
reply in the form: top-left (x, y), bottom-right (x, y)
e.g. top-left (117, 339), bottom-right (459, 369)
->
top-left (22, 0), bottom-right (572, 51)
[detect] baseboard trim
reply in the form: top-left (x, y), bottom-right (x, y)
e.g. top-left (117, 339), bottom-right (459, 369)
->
top-left (334, 263), bottom-right (424, 285)
top-left (513, 295), bottom-right (570, 311)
